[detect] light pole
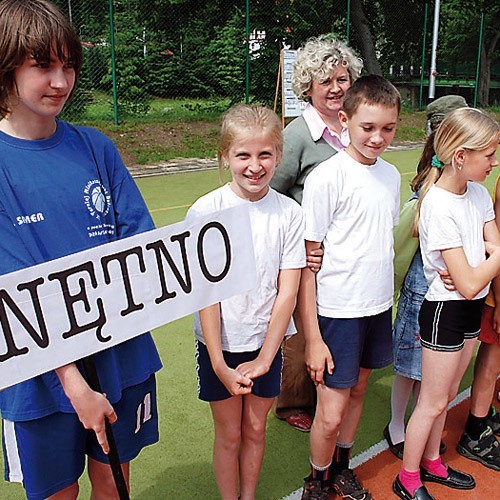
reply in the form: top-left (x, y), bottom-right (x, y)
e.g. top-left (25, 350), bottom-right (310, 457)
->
top-left (428, 0), bottom-right (440, 100)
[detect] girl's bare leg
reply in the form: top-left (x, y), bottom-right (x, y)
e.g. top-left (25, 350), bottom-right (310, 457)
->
top-left (210, 396), bottom-right (243, 500)
top-left (424, 338), bottom-right (477, 459)
top-left (239, 394), bottom-right (274, 500)
top-left (403, 348), bottom-right (464, 471)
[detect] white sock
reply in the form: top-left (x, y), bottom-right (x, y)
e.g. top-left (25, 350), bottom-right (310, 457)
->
top-left (388, 375), bottom-right (418, 444)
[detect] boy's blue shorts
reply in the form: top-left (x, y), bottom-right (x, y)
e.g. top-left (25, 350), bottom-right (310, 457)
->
top-left (2, 374), bottom-right (158, 500)
top-left (319, 309), bottom-right (393, 389)
top-left (195, 340), bottom-right (283, 402)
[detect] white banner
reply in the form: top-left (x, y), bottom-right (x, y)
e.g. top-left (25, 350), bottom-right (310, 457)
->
top-left (0, 205), bottom-right (256, 390)
top-left (282, 49), bottom-right (306, 118)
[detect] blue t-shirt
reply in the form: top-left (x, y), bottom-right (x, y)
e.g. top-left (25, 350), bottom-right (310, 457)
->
top-left (0, 121), bottom-right (162, 421)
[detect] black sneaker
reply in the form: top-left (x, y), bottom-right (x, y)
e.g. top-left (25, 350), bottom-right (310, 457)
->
top-left (301, 479), bottom-right (328, 500)
top-left (486, 406), bottom-right (500, 436)
top-left (456, 426), bottom-right (500, 471)
top-left (331, 469), bottom-right (372, 499)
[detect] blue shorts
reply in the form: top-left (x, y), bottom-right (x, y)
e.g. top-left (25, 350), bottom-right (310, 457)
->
top-left (392, 287), bottom-right (425, 381)
top-left (319, 309), bottom-right (393, 389)
top-left (419, 299), bottom-right (483, 351)
top-left (195, 341), bottom-right (283, 402)
top-left (2, 375), bottom-right (158, 500)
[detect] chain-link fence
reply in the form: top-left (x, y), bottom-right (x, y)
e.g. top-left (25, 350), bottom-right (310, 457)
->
top-left (55, 1), bottom-right (499, 124)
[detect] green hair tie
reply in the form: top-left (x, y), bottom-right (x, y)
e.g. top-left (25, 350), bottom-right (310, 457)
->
top-left (431, 155), bottom-right (444, 169)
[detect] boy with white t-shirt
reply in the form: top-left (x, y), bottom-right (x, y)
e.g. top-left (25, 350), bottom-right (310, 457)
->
top-left (299, 75), bottom-right (401, 500)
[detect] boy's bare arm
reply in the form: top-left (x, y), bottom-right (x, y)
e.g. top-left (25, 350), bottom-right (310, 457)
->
top-left (297, 240), bottom-right (334, 385)
top-left (55, 363), bottom-right (116, 454)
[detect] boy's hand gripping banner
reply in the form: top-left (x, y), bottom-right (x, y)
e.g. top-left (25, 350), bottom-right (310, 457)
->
top-left (0, 206), bottom-right (256, 390)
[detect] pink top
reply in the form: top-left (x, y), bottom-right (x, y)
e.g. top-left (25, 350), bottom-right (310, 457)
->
top-left (302, 103), bottom-right (350, 151)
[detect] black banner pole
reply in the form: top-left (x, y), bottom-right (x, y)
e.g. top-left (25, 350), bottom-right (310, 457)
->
top-left (82, 356), bottom-right (130, 500)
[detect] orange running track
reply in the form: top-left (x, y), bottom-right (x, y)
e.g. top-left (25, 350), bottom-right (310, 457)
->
top-left (350, 382), bottom-right (500, 499)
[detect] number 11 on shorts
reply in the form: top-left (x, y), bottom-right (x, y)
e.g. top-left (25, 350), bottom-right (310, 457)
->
top-left (135, 392), bottom-right (152, 434)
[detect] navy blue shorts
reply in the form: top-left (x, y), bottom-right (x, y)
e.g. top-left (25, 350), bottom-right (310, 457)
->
top-left (319, 309), bottom-right (393, 389)
top-left (2, 375), bottom-right (158, 500)
top-left (419, 299), bottom-right (484, 352)
top-left (195, 341), bottom-right (283, 402)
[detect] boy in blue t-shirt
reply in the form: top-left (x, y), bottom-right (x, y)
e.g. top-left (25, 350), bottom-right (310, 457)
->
top-left (0, 1), bottom-right (161, 499)
top-left (299, 75), bottom-right (401, 500)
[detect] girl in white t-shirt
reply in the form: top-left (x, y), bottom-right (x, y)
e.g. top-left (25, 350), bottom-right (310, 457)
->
top-left (187, 104), bottom-right (305, 500)
top-left (394, 108), bottom-right (500, 500)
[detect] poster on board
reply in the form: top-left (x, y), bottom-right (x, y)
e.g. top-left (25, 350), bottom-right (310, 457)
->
top-left (281, 49), bottom-right (306, 118)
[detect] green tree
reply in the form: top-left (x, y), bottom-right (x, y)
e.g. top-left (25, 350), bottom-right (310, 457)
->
top-left (205, 11), bottom-right (246, 103)
top-left (110, 0), bottom-right (152, 116)
top-left (377, 0), bottom-right (427, 77)
top-left (441, 0), bottom-right (499, 106)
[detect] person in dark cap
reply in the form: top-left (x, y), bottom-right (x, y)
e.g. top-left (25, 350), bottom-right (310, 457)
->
top-left (426, 95), bottom-right (468, 134)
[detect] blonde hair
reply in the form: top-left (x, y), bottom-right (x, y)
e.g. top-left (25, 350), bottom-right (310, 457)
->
top-left (0, 0), bottom-right (83, 117)
top-left (414, 108), bottom-right (499, 234)
top-left (218, 104), bottom-right (283, 171)
top-left (292, 34), bottom-right (363, 102)
top-left (434, 108), bottom-right (499, 168)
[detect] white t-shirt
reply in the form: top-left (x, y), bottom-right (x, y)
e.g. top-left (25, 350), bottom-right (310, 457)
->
top-left (302, 149), bottom-right (401, 318)
top-left (419, 182), bottom-right (495, 301)
top-left (187, 184), bottom-right (306, 352)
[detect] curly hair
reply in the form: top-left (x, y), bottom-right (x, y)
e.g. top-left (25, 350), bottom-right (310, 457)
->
top-left (292, 34), bottom-right (363, 103)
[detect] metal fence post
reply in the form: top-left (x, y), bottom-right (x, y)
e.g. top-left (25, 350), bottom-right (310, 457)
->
top-left (346, 0), bottom-right (351, 43)
top-left (473, 12), bottom-right (484, 107)
top-left (419, 1), bottom-right (429, 111)
top-left (109, 0), bottom-right (119, 125)
top-left (245, 0), bottom-right (250, 104)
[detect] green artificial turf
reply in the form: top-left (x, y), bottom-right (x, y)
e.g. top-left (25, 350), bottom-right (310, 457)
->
top-left (0, 150), bottom-right (496, 499)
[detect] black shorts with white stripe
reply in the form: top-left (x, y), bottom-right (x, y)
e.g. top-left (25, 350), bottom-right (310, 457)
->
top-left (418, 298), bottom-right (485, 351)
